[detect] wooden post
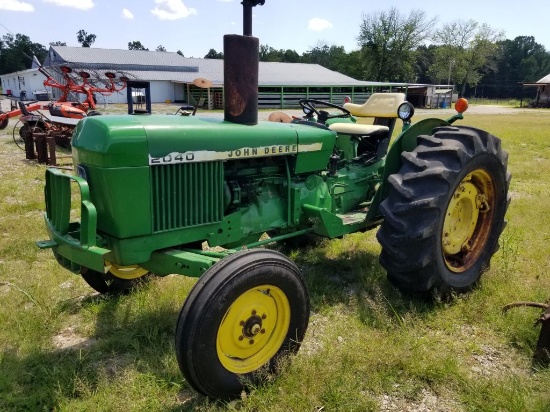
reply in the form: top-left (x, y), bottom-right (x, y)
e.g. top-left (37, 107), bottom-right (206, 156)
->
top-left (24, 133), bottom-right (36, 160)
top-left (47, 135), bottom-right (57, 165)
top-left (34, 132), bottom-right (48, 164)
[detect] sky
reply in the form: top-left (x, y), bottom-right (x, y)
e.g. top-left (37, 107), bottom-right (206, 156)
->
top-left (1, 0), bottom-right (549, 59)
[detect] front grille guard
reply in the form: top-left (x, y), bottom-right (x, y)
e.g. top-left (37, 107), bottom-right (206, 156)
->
top-left (38, 168), bottom-right (109, 273)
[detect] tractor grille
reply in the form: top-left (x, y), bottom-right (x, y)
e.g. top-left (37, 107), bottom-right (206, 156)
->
top-left (151, 162), bottom-right (224, 232)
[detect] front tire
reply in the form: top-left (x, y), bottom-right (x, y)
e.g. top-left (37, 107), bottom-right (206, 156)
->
top-left (175, 249), bottom-right (309, 400)
top-left (377, 126), bottom-right (511, 294)
top-left (80, 263), bottom-right (150, 295)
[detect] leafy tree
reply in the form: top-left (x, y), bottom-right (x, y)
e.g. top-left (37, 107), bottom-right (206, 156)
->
top-left (49, 41), bottom-right (67, 46)
top-left (302, 42), bottom-right (347, 71)
top-left (481, 36), bottom-right (550, 98)
top-left (177, 50), bottom-right (184, 57)
top-left (357, 7), bottom-right (436, 82)
top-left (430, 20), bottom-right (503, 96)
top-left (0, 33), bottom-right (47, 74)
top-left (156, 45), bottom-right (167, 52)
top-left (340, 50), bottom-right (367, 80)
top-left (204, 48), bottom-right (223, 59)
top-left (414, 44), bottom-right (437, 84)
top-left (283, 49), bottom-right (300, 63)
top-left (258, 45), bottom-right (301, 63)
top-left (77, 30), bottom-right (96, 47)
top-left (259, 44), bottom-right (282, 61)
top-left (128, 41), bottom-right (148, 50)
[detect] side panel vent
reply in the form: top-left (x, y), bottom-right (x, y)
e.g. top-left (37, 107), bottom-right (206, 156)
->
top-left (151, 162), bottom-right (224, 232)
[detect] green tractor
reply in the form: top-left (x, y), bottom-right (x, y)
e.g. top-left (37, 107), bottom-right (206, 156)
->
top-left (37, 1), bottom-right (510, 400)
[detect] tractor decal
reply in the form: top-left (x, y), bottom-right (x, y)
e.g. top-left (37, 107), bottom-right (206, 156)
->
top-left (148, 143), bottom-right (322, 165)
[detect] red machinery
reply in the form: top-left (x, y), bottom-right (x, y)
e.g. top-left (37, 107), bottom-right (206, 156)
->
top-left (0, 101), bottom-right (42, 129)
top-left (40, 65), bottom-right (129, 118)
top-left (0, 65), bottom-right (129, 129)
top-left (4, 65), bottom-right (130, 152)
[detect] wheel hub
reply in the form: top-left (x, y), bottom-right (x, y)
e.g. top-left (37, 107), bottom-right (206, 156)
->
top-left (242, 314), bottom-right (264, 339)
top-left (216, 285), bottom-right (290, 374)
top-left (442, 169), bottom-right (496, 273)
top-left (443, 181), bottom-right (480, 255)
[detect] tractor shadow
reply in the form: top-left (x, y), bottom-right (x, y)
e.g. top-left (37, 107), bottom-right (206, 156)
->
top-left (270, 235), bottom-right (441, 325)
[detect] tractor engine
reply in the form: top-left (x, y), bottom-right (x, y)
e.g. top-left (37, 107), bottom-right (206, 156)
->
top-left (68, 114), bottom-right (377, 270)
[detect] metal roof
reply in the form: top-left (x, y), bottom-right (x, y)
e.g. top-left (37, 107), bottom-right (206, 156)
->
top-left (44, 46), bottom-right (395, 87)
top-left (536, 74), bottom-right (550, 83)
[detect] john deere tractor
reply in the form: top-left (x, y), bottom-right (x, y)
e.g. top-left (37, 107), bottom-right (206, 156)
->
top-left (37, 0), bottom-right (510, 400)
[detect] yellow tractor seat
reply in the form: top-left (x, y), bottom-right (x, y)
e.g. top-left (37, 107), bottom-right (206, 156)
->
top-left (344, 93), bottom-right (406, 118)
top-left (328, 122), bottom-right (389, 135)
top-left (328, 93), bottom-right (408, 163)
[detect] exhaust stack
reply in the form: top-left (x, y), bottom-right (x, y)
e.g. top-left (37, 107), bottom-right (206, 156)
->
top-left (224, 1), bottom-right (265, 125)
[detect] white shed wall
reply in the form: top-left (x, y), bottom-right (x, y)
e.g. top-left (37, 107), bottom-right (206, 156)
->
top-left (91, 80), bottom-right (185, 104)
top-left (1, 69), bottom-right (48, 99)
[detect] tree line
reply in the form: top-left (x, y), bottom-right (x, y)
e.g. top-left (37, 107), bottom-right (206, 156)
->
top-left (1, 8), bottom-right (549, 99)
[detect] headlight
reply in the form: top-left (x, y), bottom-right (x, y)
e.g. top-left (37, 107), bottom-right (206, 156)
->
top-left (397, 102), bottom-right (415, 121)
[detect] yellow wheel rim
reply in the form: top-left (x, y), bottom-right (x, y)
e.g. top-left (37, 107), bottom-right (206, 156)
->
top-left (442, 169), bottom-right (495, 273)
top-left (216, 285), bottom-right (290, 374)
top-left (106, 261), bottom-right (149, 280)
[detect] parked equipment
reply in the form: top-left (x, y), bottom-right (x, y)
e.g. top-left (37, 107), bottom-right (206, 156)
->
top-left (12, 101), bottom-right (78, 150)
top-left (39, 64), bottom-right (128, 117)
top-left (0, 100), bottom-right (42, 130)
top-left (37, 0), bottom-right (510, 400)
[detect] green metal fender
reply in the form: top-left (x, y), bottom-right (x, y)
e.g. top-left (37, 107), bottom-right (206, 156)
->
top-left (365, 117), bottom-right (451, 221)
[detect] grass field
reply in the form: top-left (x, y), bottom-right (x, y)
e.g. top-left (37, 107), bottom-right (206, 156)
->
top-left (0, 106), bottom-right (549, 411)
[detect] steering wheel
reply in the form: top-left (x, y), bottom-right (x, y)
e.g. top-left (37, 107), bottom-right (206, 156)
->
top-left (299, 99), bottom-right (351, 123)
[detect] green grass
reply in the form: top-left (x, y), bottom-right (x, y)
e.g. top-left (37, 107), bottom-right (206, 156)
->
top-left (1, 107), bottom-right (549, 411)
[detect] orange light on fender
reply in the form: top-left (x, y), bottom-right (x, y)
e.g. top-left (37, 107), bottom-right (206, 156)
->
top-left (455, 98), bottom-right (469, 114)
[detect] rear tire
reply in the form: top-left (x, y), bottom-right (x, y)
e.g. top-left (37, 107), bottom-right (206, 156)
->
top-left (175, 249), bottom-right (309, 399)
top-left (376, 126), bottom-right (511, 294)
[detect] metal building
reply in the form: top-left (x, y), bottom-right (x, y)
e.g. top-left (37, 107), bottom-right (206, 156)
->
top-left (40, 46), bottom-right (408, 108)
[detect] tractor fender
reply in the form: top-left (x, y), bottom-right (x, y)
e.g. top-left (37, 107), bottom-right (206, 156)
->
top-left (366, 118), bottom-right (450, 220)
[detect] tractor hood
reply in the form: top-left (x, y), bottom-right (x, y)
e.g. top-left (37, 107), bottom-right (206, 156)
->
top-left (72, 115), bottom-right (336, 171)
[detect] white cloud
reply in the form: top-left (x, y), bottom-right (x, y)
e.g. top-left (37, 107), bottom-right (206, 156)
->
top-left (43, 0), bottom-right (94, 10)
top-left (217, 0), bottom-right (234, 2)
top-left (121, 8), bottom-right (134, 19)
top-left (308, 17), bottom-right (333, 32)
top-left (0, 0), bottom-right (34, 12)
top-left (151, 0), bottom-right (197, 20)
